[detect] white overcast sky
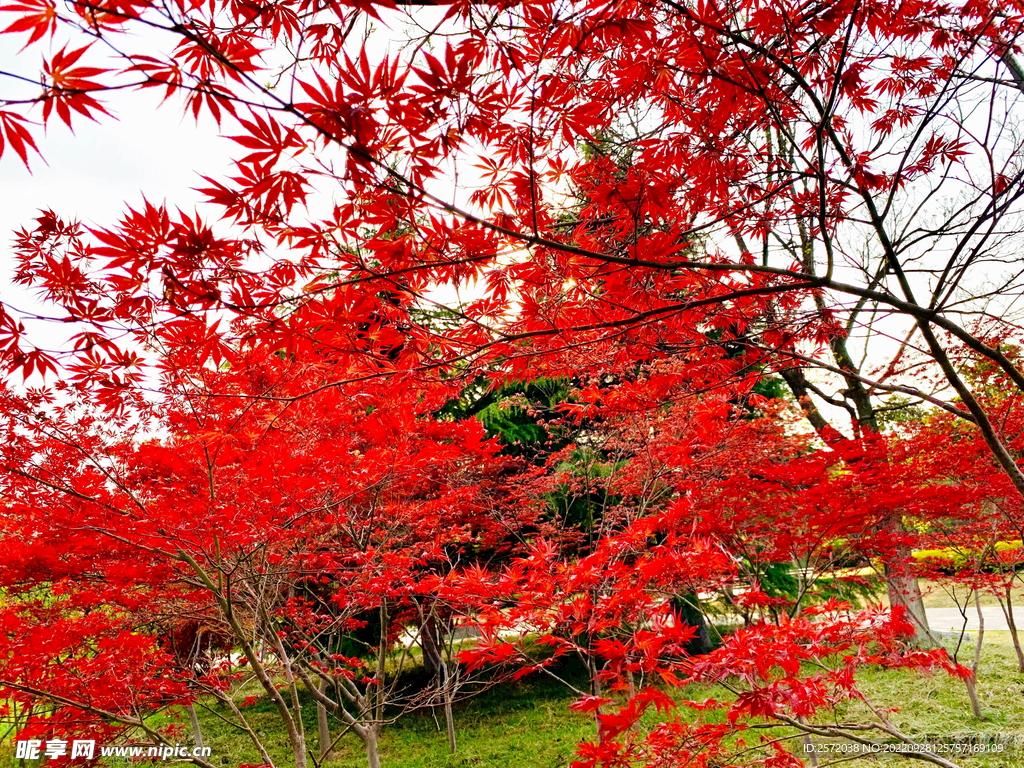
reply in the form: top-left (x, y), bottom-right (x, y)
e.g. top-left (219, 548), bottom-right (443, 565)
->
top-left (0, 33), bottom-right (232, 348)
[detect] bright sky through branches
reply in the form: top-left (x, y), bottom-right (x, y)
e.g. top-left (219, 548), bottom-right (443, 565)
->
top-left (0, 33), bottom-right (229, 347)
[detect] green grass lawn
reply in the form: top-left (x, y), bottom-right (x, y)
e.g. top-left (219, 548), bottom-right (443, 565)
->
top-left (3, 585), bottom-right (1024, 768)
top-left (1, 640), bottom-right (1021, 768)
top-left (841, 634), bottom-right (1024, 768)
top-left (158, 638), bottom-right (1024, 768)
top-left (197, 574), bottom-right (1022, 767)
top-left (181, 663), bottom-right (598, 768)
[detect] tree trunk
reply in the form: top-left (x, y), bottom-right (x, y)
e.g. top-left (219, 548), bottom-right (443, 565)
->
top-left (364, 729), bottom-right (381, 768)
top-left (317, 679), bottom-right (332, 761)
top-left (442, 663), bottom-right (456, 755)
top-left (1003, 583), bottom-right (1024, 673)
top-left (586, 650), bottom-right (603, 732)
top-left (363, 600), bottom-right (388, 768)
top-left (587, 651), bottom-right (602, 698)
top-left (675, 594), bottom-right (712, 653)
top-left (420, 612), bottom-right (443, 681)
top-left (291, 730), bottom-right (309, 768)
top-left (186, 703), bottom-right (204, 750)
top-left (416, 604), bottom-right (457, 753)
top-left (966, 592), bottom-right (985, 720)
top-left (964, 673), bottom-right (983, 720)
top-left (883, 540), bottom-right (932, 645)
top-left (779, 368), bottom-right (932, 646)
top-left (797, 717), bottom-right (819, 768)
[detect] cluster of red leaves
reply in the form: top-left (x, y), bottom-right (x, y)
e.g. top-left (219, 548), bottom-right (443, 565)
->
top-left (0, 0), bottom-right (1015, 397)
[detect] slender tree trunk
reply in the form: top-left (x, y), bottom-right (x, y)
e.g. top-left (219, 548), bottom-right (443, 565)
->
top-left (964, 662), bottom-right (983, 719)
top-left (288, 708), bottom-right (309, 768)
top-left (965, 592), bottom-right (985, 720)
top-left (317, 678), bottom-right (332, 761)
top-left (585, 649), bottom-right (603, 732)
top-left (675, 594), bottom-right (712, 653)
top-left (420, 612), bottom-right (442, 681)
top-left (780, 367), bottom-right (932, 645)
top-left (418, 607), bottom-right (456, 751)
top-left (364, 729), bottom-right (381, 768)
top-left (278, 584), bottom-right (309, 768)
top-left (363, 600), bottom-right (388, 768)
top-left (1003, 583), bottom-right (1024, 673)
top-left (16, 703), bottom-right (31, 768)
top-left (587, 651), bottom-right (602, 698)
top-left (884, 551), bottom-right (932, 645)
top-left (442, 662), bottom-right (456, 755)
top-left (797, 716), bottom-right (819, 768)
top-left (186, 703), bottom-right (205, 751)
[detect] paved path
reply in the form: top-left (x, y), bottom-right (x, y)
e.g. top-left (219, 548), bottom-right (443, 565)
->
top-left (925, 606), bottom-right (1023, 632)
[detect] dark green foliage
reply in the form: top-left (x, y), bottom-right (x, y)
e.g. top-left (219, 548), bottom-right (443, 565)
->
top-left (442, 378), bottom-right (572, 458)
